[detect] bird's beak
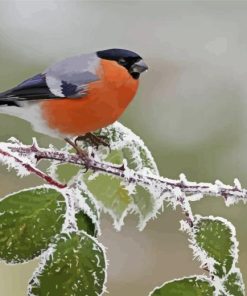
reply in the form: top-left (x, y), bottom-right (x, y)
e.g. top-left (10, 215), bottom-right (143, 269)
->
top-left (130, 59), bottom-right (148, 74)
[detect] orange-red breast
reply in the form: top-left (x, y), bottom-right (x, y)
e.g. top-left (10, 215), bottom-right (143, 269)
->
top-left (0, 48), bottom-right (148, 138)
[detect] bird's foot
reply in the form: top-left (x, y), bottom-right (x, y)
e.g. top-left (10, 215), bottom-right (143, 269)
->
top-left (64, 137), bottom-right (90, 172)
top-left (75, 132), bottom-right (110, 150)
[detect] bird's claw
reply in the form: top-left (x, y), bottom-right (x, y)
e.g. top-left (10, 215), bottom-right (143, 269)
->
top-left (75, 132), bottom-right (111, 150)
top-left (64, 137), bottom-right (90, 172)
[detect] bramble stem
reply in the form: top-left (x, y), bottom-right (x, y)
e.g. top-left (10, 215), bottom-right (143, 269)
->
top-left (5, 142), bottom-right (247, 203)
top-left (0, 147), bottom-right (66, 188)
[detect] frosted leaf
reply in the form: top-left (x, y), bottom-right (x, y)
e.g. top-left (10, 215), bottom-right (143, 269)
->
top-left (80, 122), bottom-right (160, 230)
top-left (0, 185), bottom-right (98, 264)
top-left (223, 268), bottom-right (245, 296)
top-left (28, 231), bottom-right (107, 296)
top-left (71, 179), bottom-right (101, 236)
top-left (101, 122), bottom-right (158, 173)
top-left (149, 275), bottom-right (215, 296)
top-left (182, 215), bottom-right (239, 278)
top-left (0, 186), bottom-right (65, 263)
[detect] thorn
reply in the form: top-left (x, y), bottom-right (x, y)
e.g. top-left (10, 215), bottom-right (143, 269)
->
top-left (202, 263), bottom-right (209, 272)
top-left (222, 192), bottom-right (228, 201)
top-left (118, 164), bottom-right (125, 171)
top-left (118, 159), bottom-right (127, 171)
top-left (234, 178), bottom-right (242, 190)
top-left (34, 154), bottom-right (42, 163)
top-left (215, 179), bottom-right (224, 186)
top-left (179, 173), bottom-right (187, 186)
top-left (186, 217), bottom-right (194, 227)
top-left (31, 138), bottom-right (38, 149)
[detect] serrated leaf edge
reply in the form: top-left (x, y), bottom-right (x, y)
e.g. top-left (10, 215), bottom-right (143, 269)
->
top-left (0, 184), bottom-right (65, 265)
top-left (222, 267), bottom-right (246, 296)
top-left (148, 274), bottom-right (215, 296)
top-left (27, 230), bottom-right (108, 296)
top-left (103, 122), bottom-right (159, 175)
top-left (69, 174), bottom-right (101, 235)
top-left (180, 215), bottom-right (244, 295)
top-left (0, 184), bottom-right (60, 204)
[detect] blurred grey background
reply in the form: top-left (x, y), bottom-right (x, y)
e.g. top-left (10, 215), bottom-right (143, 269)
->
top-left (0, 1), bottom-right (247, 295)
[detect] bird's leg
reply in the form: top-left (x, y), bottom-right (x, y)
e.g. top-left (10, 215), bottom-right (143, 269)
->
top-left (64, 137), bottom-right (90, 171)
top-left (75, 132), bottom-right (110, 149)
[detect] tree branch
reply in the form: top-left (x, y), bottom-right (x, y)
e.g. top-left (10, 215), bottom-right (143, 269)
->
top-left (5, 141), bottom-right (247, 203)
top-left (0, 147), bottom-right (66, 189)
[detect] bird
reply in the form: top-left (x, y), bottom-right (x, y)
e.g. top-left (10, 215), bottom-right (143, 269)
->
top-left (0, 48), bottom-right (148, 147)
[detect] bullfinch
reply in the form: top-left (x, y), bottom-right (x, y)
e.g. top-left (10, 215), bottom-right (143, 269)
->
top-left (0, 48), bottom-right (148, 142)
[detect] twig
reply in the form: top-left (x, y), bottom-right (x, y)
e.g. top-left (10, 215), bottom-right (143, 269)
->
top-left (5, 142), bottom-right (247, 202)
top-left (0, 147), bottom-right (66, 189)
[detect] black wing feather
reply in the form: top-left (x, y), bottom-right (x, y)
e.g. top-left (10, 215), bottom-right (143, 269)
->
top-left (0, 73), bottom-right (57, 106)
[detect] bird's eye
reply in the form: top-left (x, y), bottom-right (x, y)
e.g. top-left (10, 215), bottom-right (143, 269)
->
top-left (118, 58), bottom-right (126, 65)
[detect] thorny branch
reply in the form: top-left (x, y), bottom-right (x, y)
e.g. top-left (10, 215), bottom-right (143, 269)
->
top-left (0, 140), bottom-right (243, 279)
top-left (0, 147), bottom-right (65, 188)
top-left (2, 140), bottom-right (247, 205)
top-left (1, 138), bottom-right (244, 294)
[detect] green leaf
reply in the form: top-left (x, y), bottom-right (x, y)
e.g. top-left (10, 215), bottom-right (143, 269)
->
top-left (101, 123), bottom-right (158, 174)
top-left (75, 187), bottom-right (100, 237)
top-left (83, 150), bottom-right (132, 221)
top-left (75, 211), bottom-right (96, 236)
top-left (223, 270), bottom-right (245, 296)
top-left (133, 185), bottom-right (156, 224)
top-left (150, 276), bottom-right (215, 296)
top-left (82, 122), bottom-right (159, 227)
top-left (80, 188), bottom-right (100, 222)
top-left (194, 216), bottom-right (236, 277)
top-left (122, 146), bottom-right (157, 172)
top-left (29, 231), bottom-right (106, 296)
top-left (0, 186), bottom-right (66, 263)
top-left (56, 163), bottom-right (80, 183)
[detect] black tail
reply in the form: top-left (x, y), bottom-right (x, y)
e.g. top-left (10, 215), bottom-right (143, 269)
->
top-left (0, 100), bottom-right (20, 107)
top-left (0, 73), bottom-right (55, 105)
top-left (0, 91), bottom-right (20, 106)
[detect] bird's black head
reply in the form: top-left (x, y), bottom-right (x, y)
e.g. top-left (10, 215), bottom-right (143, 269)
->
top-left (96, 48), bottom-right (148, 79)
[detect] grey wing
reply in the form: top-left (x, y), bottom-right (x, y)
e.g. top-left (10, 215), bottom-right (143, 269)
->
top-left (0, 53), bottom-right (101, 106)
top-left (44, 52), bottom-right (100, 98)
